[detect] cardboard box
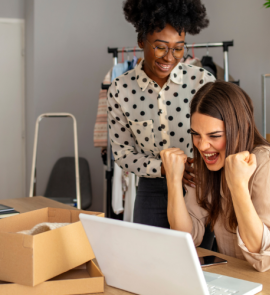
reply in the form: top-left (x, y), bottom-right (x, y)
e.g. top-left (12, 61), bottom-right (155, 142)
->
top-left (0, 260), bottom-right (104, 294)
top-left (0, 207), bottom-right (104, 286)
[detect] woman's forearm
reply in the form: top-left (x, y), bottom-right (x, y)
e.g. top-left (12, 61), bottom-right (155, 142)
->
top-left (167, 179), bottom-right (193, 233)
top-left (231, 184), bottom-right (263, 253)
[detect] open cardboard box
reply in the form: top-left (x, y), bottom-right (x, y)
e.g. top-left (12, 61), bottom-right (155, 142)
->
top-left (0, 260), bottom-right (104, 294)
top-left (0, 207), bottom-right (104, 286)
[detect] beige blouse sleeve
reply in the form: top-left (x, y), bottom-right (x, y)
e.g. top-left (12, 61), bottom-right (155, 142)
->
top-left (184, 186), bottom-right (209, 247)
top-left (236, 147), bottom-right (270, 272)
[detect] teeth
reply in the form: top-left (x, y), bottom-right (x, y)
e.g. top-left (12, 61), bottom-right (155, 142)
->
top-left (158, 63), bottom-right (170, 69)
top-left (203, 153), bottom-right (217, 157)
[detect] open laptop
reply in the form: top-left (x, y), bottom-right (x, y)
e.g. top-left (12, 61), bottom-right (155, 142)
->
top-left (79, 214), bottom-right (262, 295)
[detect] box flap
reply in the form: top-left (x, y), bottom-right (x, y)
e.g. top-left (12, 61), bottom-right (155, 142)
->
top-left (0, 233), bottom-right (34, 285)
top-left (33, 221), bottom-right (95, 285)
top-left (47, 207), bottom-right (104, 223)
top-left (47, 208), bottom-right (73, 223)
top-left (87, 260), bottom-right (104, 278)
top-left (70, 209), bottom-right (104, 222)
top-left (0, 208), bottom-right (49, 233)
top-left (0, 260), bottom-right (104, 295)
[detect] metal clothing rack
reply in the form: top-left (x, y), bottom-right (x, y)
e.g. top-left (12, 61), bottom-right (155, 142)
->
top-left (105, 40), bottom-right (234, 218)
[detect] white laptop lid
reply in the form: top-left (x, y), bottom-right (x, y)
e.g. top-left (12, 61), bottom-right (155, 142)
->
top-left (79, 214), bottom-right (209, 295)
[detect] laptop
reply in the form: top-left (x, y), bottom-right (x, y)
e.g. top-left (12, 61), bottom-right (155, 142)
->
top-left (79, 214), bottom-right (262, 295)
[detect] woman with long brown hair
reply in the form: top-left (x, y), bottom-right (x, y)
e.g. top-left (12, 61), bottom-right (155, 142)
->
top-left (161, 81), bottom-right (270, 272)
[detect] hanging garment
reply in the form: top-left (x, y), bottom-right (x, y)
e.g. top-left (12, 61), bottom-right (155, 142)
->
top-left (215, 63), bottom-right (235, 81)
top-left (111, 60), bottom-right (130, 82)
top-left (184, 56), bottom-right (202, 68)
top-left (93, 69), bottom-right (112, 147)
top-left (132, 56), bottom-right (138, 68)
top-left (183, 57), bottom-right (235, 82)
top-left (201, 56), bottom-right (217, 78)
top-left (112, 162), bottom-right (124, 214)
top-left (123, 173), bottom-right (136, 222)
top-left (94, 60), bottom-right (137, 147)
top-left (110, 60), bottom-right (138, 216)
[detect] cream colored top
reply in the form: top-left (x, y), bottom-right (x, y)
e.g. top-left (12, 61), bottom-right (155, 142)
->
top-left (108, 59), bottom-right (215, 178)
top-left (185, 146), bottom-right (270, 272)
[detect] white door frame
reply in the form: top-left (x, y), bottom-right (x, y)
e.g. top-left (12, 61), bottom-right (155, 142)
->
top-left (0, 18), bottom-right (26, 197)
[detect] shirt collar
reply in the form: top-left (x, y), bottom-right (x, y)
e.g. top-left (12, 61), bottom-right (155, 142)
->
top-left (135, 59), bottom-right (183, 91)
top-left (170, 62), bottom-right (184, 85)
top-left (135, 59), bottom-right (151, 91)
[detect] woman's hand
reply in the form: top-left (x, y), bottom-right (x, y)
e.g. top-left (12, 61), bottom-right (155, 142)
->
top-left (225, 151), bottom-right (263, 254)
top-left (161, 148), bottom-right (193, 232)
top-left (225, 151), bottom-right (257, 191)
top-left (160, 148), bottom-right (187, 182)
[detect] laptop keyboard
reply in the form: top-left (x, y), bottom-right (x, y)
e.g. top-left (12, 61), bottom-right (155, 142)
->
top-left (207, 284), bottom-right (238, 294)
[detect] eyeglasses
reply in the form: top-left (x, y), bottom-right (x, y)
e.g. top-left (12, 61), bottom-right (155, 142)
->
top-left (146, 39), bottom-right (187, 60)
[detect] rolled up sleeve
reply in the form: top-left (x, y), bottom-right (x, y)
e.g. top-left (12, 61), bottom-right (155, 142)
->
top-left (237, 224), bottom-right (270, 272)
top-left (184, 186), bottom-right (208, 247)
top-left (237, 149), bottom-right (270, 272)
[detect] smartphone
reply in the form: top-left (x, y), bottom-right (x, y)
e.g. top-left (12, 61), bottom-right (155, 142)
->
top-left (199, 255), bottom-right (227, 267)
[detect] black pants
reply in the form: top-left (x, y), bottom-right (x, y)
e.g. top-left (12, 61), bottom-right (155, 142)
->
top-left (133, 177), bottom-right (215, 250)
top-left (134, 177), bottom-right (170, 228)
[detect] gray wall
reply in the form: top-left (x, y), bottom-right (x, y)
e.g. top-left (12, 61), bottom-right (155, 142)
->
top-left (187, 0), bottom-right (270, 132)
top-left (5, 0), bottom-right (270, 211)
top-left (0, 0), bottom-right (25, 19)
top-left (25, 0), bottom-right (137, 211)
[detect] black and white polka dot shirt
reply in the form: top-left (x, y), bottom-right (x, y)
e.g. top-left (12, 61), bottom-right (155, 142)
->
top-left (107, 59), bottom-right (215, 178)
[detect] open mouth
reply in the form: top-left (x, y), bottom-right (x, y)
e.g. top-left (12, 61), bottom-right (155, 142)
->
top-left (202, 152), bottom-right (220, 165)
top-left (155, 61), bottom-right (174, 72)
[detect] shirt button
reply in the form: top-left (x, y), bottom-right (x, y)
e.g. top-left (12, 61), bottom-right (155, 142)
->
top-left (163, 131), bottom-right (166, 134)
top-left (163, 139), bottom-right (167, 144)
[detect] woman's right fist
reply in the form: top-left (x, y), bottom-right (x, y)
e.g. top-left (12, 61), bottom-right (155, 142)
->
top-left (160, 148), bottom-right (187, 181)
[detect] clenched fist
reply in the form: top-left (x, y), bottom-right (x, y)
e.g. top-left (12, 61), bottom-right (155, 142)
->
top-left (160, 148), bottom-right (187, 182)
top-left (225, 151), bottom-right (257, 191)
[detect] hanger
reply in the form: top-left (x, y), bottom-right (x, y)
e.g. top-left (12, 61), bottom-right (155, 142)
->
top-left (183, 43), bottom-right (194, 62)
top-left (201, 42), bottom-right (213, 64)
top-left (201, 43), bottom-right (217, 77)
top-left (122, 47), bottom-right (125, 63)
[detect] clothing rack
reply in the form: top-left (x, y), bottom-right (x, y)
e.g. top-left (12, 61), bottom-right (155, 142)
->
top-left (105, 40), bottom-right (234, 218)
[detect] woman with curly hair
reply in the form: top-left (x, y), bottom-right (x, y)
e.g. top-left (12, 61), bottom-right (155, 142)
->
top-left (107, 0), bottom-right (215, 229)
top-left (161, 81), bottom-right (270, 272)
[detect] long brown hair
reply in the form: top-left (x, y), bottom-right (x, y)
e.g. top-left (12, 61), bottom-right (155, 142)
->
top-left (190, 81), bottom-right (269, 231)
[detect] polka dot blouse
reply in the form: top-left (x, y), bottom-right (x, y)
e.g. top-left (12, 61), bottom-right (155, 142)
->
top-left (107, 59), bottom-right (216, 178)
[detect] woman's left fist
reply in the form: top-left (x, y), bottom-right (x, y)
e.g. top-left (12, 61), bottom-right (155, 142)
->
top-left (225, 151), bottom-right (257, 190)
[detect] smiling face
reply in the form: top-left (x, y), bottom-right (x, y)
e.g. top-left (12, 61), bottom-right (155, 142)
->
top-left (191, 112), bottom-right (227, 171)
top-left (139, 24), bottom-right (185, 87)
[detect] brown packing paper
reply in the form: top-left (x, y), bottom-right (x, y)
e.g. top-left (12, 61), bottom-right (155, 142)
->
top-left (0, 260), bottom-right (104, 295)
top-left (0, 207), bottom-right (104, 286)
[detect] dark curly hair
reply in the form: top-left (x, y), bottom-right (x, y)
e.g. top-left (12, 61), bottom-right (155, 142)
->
top-left (123, 0), bottom-right (209, 42)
